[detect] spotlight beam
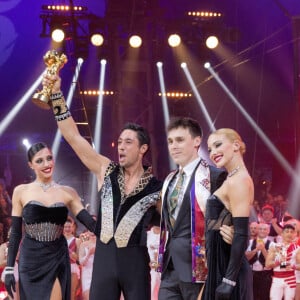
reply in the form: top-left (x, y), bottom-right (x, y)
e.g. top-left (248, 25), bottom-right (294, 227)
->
top-left (206, 63), bottom-right (299, 180)
top-left (52, 59), bottom-right (84, 158)
top-left (156, 62), bottom-right (176, 170)
top-left (181, 63), bottom-right (215, 131)
top-left (90, 59), bottom-right (107, 214)
top-left (0, 72), bottom-right (43, 136)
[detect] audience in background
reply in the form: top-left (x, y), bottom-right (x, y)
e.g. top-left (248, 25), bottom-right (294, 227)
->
top-left (249, 222), bottom-right (258, 240)
top-left (1, 159), bottom-right (299, 300)
top-left (259, 205), bottom-right (283, 242)
top-left (64, 217), bottom-right (82, 300)
top-left (266, 224), bottom-right (299, 300)
top-left (147, 226), bottom-right (161, 300)
top-left (79, 229), bottom-right (96, 300)
top-left (0, 179), bottom-right (12, 245)
top-left (246, 222), bottom-right (273, 300)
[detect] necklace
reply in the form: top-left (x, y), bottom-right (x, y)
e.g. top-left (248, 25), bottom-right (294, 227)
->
top-left (227, 166), bottom-right (240, 177)
top-left (35, 181), bottom-right (56, 192)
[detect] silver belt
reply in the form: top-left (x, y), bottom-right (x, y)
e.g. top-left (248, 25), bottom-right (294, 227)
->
top-left (25, 222), bottom-right (64, 242)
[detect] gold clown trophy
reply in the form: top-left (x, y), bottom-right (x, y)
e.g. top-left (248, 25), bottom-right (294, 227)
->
top-left (32, 50), bottom-right (67, 109)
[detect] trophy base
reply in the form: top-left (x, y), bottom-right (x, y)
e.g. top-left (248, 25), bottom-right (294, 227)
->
top-left (32, 93), bottom-right (51, 110)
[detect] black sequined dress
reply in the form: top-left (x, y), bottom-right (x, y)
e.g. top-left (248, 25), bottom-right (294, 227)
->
top-left (19, 201), bottom-right (70, 300)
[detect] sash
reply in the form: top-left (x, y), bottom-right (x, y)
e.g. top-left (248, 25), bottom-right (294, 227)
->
top-left (157, 159), bottom-right (211, 282)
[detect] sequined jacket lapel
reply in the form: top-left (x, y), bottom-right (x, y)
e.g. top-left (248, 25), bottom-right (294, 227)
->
top-left (96, 162), bottom-right (162, 248)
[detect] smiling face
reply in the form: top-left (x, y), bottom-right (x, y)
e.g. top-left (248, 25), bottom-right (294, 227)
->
top-left (207, 133), bottom-right (237, 168)
top-left (28, 147), bottom-right (54, 181)
top-left (257, 223), bottom-right (270, 239)
top-left (167, 127), bottom-right (201, 168)
top-left (117, 129), bottom-right (148, 168)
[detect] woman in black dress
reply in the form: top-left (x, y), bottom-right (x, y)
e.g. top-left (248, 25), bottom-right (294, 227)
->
top-left (3, 142), bottom-right (95, 300)
top-left (203, 128), bottom-right (254, 300)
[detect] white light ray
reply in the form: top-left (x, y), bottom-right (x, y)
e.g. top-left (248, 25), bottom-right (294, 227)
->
top-left (90, 59), bottom-right (107, 214)
top-left (206, 63), bottom-right (299, 180)
top-left (156, 62), bottom-right (176, 170)
top-left (0, 72), bottom-right (44, 136)
top-left (181, 63), bottom-right (215, 131)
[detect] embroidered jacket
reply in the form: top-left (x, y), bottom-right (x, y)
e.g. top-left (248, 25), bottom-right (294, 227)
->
top-left (95, 162), bottom-right (162, 248)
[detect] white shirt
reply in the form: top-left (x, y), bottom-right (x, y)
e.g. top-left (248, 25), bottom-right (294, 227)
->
top-left (168, 157), bottom-right (201, 219)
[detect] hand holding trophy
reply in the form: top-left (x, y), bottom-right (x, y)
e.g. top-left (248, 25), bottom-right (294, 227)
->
top-left (32, 50), bottom-right (67, 109)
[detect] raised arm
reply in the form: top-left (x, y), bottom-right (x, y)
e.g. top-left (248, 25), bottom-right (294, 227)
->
top-left (42, 74), bottom-right (110, 182)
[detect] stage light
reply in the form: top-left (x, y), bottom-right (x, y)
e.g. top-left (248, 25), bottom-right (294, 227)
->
top-left (168, 34), bottom-right (181, 48)
top-left (91, 33), bottom-right (104, 46)
top-left (187, 11), bottom-right (222, 19)
top-left (204, 62), bottom-right (211, 69)
top-left (158, 92), bottom-right (192, 99)
top-left (156, 62), bottom-right (163, 67)
top-left (129, 35), bottom-right (142, 48)
top-left (51, 28), bottom-right (65, 42)
top-left (206, 36), bottom-right (219, 49)
top-left (80, 90), bottom-right (114, 96)
top-left (42, 5), bottom-right (87, 12)
top-left (22, 139), bottom-right (31, 150)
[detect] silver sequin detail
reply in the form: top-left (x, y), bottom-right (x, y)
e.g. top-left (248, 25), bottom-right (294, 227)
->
top-left (100, 176), bottom-right (114, 244)
top-left (25, 222), bottom-right (64, 242)
top-left (114, 191), bottom-right (160, 248)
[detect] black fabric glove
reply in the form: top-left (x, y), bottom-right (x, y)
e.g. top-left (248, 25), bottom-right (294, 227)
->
top-left (76, 209), bottom-right (96, 233)
top-left (5, 216), bottom-right (22, 298)
top-left (215, 282), bottom-right (234, 300)
top-left (215, 217), bottom-right (249, 300)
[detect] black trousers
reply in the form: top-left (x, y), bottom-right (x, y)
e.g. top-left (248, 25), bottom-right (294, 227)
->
top-left (90, 239), bottom-right (151, 300)
top-left (158, 265), bottom-right (203, 300)
top-left (252, 270), bottom-right (273, 300)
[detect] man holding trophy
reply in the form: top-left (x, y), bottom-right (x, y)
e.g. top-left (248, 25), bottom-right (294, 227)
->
top-left (32, 49), bottom-right (67, 110)
top-left (38, 50), bottom-right (162, 300)
top-left (266, 223), bottom-right (300, 300)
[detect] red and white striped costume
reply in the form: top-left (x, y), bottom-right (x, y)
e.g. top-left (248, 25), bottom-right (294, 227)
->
top-left (270, 242), bottom-right (298, 300)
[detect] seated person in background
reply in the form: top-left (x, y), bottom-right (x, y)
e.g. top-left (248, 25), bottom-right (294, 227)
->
top-left (64, 217), bottom-right (81, 300)
top-left (249, 222), bottom-right (258, 240)
top-left (79, 229), bottom-right (96, 300)
top-left (260, 205), bottom-right (283, 242)
top-left (147, 226), bottom-right (161, 300)
top-left (266, 224), bottom-right (299, 300)
top-left (246, 222), bottom-right (273, 300)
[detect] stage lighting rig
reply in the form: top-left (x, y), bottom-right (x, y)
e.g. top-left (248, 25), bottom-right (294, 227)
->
top-left (39, 3), bottom-right (104, 58)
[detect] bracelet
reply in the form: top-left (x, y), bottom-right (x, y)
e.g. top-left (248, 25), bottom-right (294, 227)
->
top-left (50, 92), bottom-right (63, 101)
top-left (51, 95), bottom-right (70, 121)
top-left (3, 266), bottom-right (14, 276)
top-left (55, 110), bottom-right (72, 121)
top-left (222, 277), bottom-right (236, 286)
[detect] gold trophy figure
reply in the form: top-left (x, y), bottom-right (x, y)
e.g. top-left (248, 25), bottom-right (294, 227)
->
top-left (32, 50), bottom-right (67, 109)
